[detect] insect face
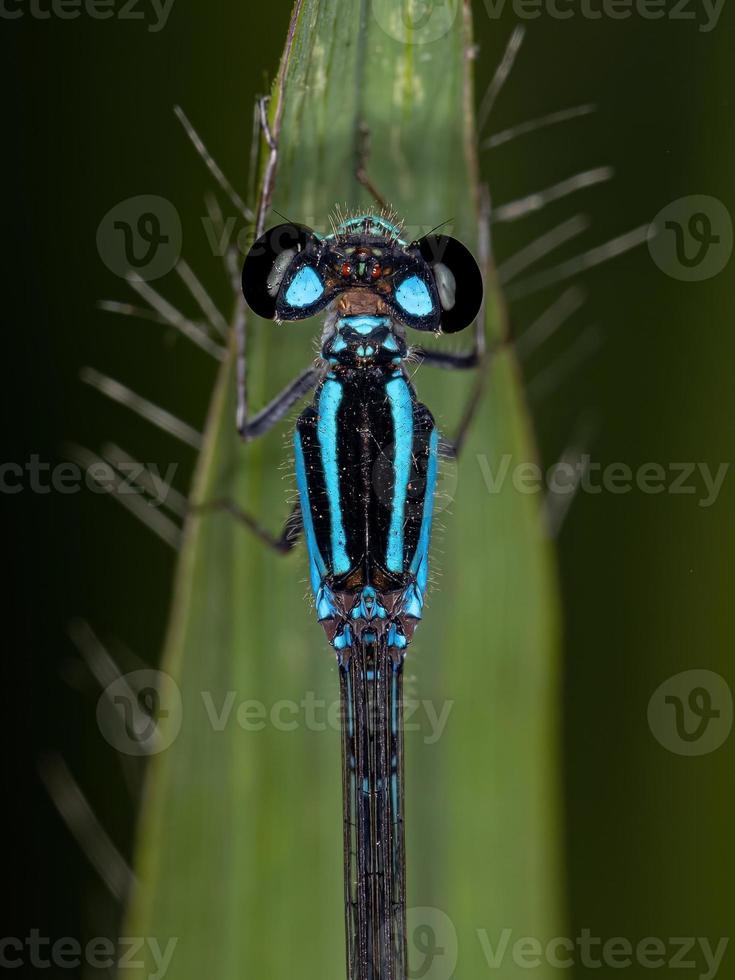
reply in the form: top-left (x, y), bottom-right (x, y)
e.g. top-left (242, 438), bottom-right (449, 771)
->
top-left (241, 214), bottom-right (483, 334)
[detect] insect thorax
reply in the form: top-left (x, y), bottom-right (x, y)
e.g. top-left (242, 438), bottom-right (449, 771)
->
top-left (320, 292), bottom-right (409, 369)
top-left (296, 297), bottom-right (436, 660)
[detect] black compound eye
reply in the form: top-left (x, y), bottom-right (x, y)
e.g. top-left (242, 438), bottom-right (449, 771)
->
top-left (241, 222), bottom-right (318, 320)
top-left (415, 234), bottom-right (483, 333)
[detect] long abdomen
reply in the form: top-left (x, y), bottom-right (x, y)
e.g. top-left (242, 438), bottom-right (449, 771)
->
top-left (341, 636), bottom-right (406, 980)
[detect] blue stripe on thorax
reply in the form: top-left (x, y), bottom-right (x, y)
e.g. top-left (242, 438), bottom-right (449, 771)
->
top-left (410, 427), bottom-right (439, 595)
top-left (293, 430), bottom-right (327, 598)
top-left (317, 378), bottom-right (351, 574)
top-left (385, 376), bottom-right (413, 573)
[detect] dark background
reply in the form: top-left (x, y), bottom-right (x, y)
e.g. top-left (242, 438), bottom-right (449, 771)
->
top-left (6, 0), bottom-right (734, 972)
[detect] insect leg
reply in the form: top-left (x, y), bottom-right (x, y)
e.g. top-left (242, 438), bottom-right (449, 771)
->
top-left (411, 347), bottom-right (480, 370)
top-left (195, 350), bottom-right (312, 551)
top-left (225, 70), bottom-right (312, 553)
top-left (355, 121), bottom-right (390, 211)
top-left (437, 184), bottom-right (501, 459)
top-left (439, 364), bottom-right (490, 460)
top-left (417, 336), bottom-right (508, 458)
top-left (192, 500), bottom-right (303, 555)
top-left (412, 212), bottom-right (488, 371)
top-left (255, 95), bottom-right (281, 238)
top-left (238, 360), bottom-right (319, 442)
top-left (234, 196), bottom-right (320, 440)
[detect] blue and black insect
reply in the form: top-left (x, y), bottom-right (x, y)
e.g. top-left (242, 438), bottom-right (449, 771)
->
top-left (240, 212), bottom-right (483, 980)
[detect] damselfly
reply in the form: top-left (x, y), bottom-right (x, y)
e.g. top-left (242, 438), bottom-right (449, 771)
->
top-left (239, 212), bottom-right (483, 980)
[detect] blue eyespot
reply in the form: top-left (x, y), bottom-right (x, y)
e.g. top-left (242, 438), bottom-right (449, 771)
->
top-left (395, 275), bottom-right (434, 317)
top-left (284, 264), bottom-right (324, 308)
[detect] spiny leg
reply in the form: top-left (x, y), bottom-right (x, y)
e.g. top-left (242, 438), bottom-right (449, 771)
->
top-left (193, 499), bottom-right (303, 556)
top-left (410, 270), bottom-right (487, 375)
top-left (413, 171), bottom-right (493, 376)
top-left (222, 92), bottom-right (313, 555)
top-left (438, 363), bottom-right (491, 460)
top-left (355, 121), bottom-right (389, 211)
top-left (409, 289), bottom-right (486, 377)
top-left (234, 268), bottom-right (318, 442)
top-left (411, 347), bottom-right (480, 371)
top-left (254, 0), bottom-right (301, 235)
top-left (418, 333), bottom-right (502, 458)
top-left (230, 302), bottom-right (315, 549)
top-left (236, 319), bottom-right (319, 442)
top-left (434, 184), bottom-right (498, 460)
top-left (235, 89), bottom-right (319, 442)
top-left (255, 95), bottom-right (280, 239)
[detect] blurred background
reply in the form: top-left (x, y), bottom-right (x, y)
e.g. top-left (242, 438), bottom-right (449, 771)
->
top-left (7, 0), bottom-right (734, 975)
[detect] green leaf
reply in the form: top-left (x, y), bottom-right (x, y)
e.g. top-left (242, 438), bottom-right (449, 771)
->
top-left (124, 2), bottom-right (563, 977)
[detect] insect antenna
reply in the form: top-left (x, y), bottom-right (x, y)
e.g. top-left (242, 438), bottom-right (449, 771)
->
top-left (271, 207), bottom-right (298, 226)
top-left (425, 217), bottom-right (454, 237)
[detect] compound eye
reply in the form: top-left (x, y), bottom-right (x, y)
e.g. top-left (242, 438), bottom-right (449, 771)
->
top-left (416, 234), bottom-right (483, 333)
top-left (341, 262), bottom-right (352, 278)
top-left (370, 264), bottom-right (382, 280)
top-left (241, 221), bottom-right (317, 320)
top-left (394, 275), bottom-right (434, 317)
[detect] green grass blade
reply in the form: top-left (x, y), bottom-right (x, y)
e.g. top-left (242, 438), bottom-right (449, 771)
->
top-left (124, 3), bottom-right (563, 977)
